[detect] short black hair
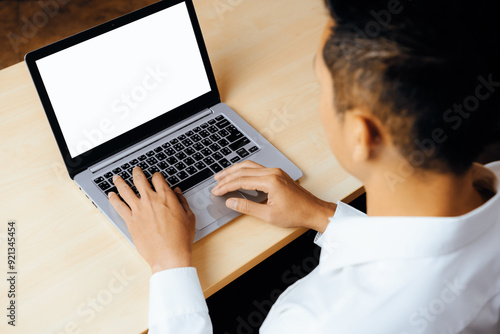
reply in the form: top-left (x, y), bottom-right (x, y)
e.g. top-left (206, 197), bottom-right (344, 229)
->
top-left (323, 0), bottom-right (500, 174)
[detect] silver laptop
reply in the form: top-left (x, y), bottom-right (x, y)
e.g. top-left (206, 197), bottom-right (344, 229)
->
top-left (25, 0), bottom-right (302, 243)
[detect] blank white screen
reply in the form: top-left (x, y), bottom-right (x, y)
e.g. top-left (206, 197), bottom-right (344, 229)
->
top-left (36, 2), bottom-right (211, 158)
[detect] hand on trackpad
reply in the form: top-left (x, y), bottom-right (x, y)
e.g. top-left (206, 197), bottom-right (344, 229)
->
top-left (236, 189), bottom-right (268, 203)
top-left (186, 183), bottom-right (245, 230)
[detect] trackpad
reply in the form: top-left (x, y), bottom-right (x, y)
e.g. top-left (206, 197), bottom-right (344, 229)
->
top-left (187, 183), bottom-right (245, 231)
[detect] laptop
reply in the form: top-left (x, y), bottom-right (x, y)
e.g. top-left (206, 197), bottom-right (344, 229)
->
top-left (25, 0), bottom-right (302, 243)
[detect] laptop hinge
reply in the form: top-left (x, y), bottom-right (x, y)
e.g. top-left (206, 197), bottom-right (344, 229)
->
top-left (89, 108), bottom-right (213, 174)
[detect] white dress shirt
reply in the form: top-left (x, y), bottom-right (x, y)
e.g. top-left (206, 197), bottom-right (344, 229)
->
top-left (148, 161), bottom-right (500, 334)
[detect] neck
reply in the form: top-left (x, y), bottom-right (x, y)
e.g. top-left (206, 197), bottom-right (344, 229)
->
top-left (364, 167), bottom-right (486, 217)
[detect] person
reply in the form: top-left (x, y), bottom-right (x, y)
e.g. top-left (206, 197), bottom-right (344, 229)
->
top-left (108, 0), bottom-right (500, 332)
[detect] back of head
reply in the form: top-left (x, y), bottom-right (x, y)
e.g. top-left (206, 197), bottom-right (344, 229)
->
top-left (323, 0), bottom-right (500, 174)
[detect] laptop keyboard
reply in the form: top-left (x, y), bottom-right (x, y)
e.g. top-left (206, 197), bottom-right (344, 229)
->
top-left (92, 115), bottom-right (260, 197)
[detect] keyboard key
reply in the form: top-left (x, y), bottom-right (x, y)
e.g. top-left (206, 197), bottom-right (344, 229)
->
top-left (98, 181), bottom-right (111, 190)
top-left (215, 115), bottom-right (224, 121)
top-left (203, 157), bottom-right (215, 165)
top-left (104, 186), bottom-right (118, 197)
top-left (229, 137), bottom-right (251, 151)
top-left (104, 172), bottom-right (113, 179)
top-left (175, 162), bottom-right (186, 171)
top-left (121, 163), bottom-right (131, 169)
top-left (178, 171), bottom-right (189, 180)
top-left (112, 167), bottom-right (122, 174)
top-left (186, 166), bottom-right (197, 175)
top-left (184, 157), bottom-right (195, 166)
top-left (157, 152), bottom-right (167, 161)
top-left (201, 148), bottom-right (212, 157)
top-left (148, 166), bottom-right (159, 175)
top-left (220, 129), bottom-right (229, 137)
top-left (166, 157), bottom-right (178, 165)
top-left (220, 158), bottom-right (231, 168)
top-left (143, 171), bottom-right (151, 179)
top-left (249, 146), bottom-right (259, 153)
top-left (194, 162), bottom-right (206, 170)
top-left (218, 138), bottom-right (229, 147)
top-left (210, 134), bottom-right (221, 141)
top-left (165, 148), bottom-right (176, 156)
top-left (193, 153), bottom-right (204, 161)
top-left (200, 123), bottom-right (209, 129)
top-left (119, 171), bottom-right (129, 180)
top-left (230, 156), bottom-right (241, 163)
top-left (216, 119), bottom-right (230, 129)
top-left (138, 155), bottom-right (147, 161)
top-left (146, 157), bottom-right (158, 165)
top-left (212, 152), bottom-right (223, 161)
top-left (154, 146), bottom-right (163, 153)
top-left (138, 162), bottom-right (149, 170)
top-left (167, 176), bottom-right (180, 186)
top-left (175, 168), bottom-right (214, 192)
top-left (129, 159), bottom-right (139, 166)
top-left (193, 127), bottom-right (201, 133)
top-left (210, 163), bottom-right (223, 173)
top-left (192, 134), bottom-right (202, 142)
top-left (158, 161), bottom-right (169, 170)
top-left (226, 129), bottom-right (243, 142)
top-left (186, 130), bottom-right (194, 136)
top-left (200, 130), bottom-right (210, 138)
top-left (193, 143), bottom-right (204, 151)
top-left (174, 143), bottom-right (185, 152)
top-left (177, 134), bottom-right (187, 141)
top-left (175, 152), bottom-right (187, 160)
top-left (208, 119), bottom-right (216, 125)
top-left (208, 125), bottom-right (218, 134)
top-left (201, 139), bottom-right (212, 146)
top-left (107, 178), bottom-right (114, 185)
top-left (170, 138), bottom-right (179, 145)
top-left (209, 143), bottom-right (221, 152)
top-left (165, 167), bottom-right (177, 176)
top-left (236, 148), bottom-right (250, 158)
top-left (94, 176), bottom-right (105, 184)
top-left (185, 147), bottom-right (196, 155)
top-left (127, 167), bottom-right (134, 174)
top-left (146, 150), bottom-right (155, 157)
top-left (221, 147), bottom-right (232, 156)
top-left (182, 139), bottom-right (193, 147)
top-left (162, 143), bottom-right (171, 149)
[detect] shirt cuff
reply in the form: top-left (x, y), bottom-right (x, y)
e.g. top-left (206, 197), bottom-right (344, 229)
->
top-left (149, 267), bottom-right (208, 326)
top-left (314, 200), bottom-right (366, 247)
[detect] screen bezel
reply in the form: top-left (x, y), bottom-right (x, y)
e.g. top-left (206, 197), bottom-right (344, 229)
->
top-left (25, 0), bottom-right (220, 179)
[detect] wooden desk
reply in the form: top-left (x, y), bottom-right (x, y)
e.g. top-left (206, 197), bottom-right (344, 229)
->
top-left (0, 0), bottom-right (363, 332)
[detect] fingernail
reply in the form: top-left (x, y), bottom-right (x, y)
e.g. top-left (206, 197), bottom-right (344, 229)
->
top-left (108, 192), bottom-right (114, 198)
top-left (226, 198), bottom-right (237, 210)
top-left (113, 175), bottom-right (119, 182)
top-left (211, 186), bottom-right (219, 195)
top-left (174, 187), bottom-right (181, 194)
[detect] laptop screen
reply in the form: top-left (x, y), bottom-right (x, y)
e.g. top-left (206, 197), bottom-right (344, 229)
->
top-left (35, 2), bottom-right (211, 158)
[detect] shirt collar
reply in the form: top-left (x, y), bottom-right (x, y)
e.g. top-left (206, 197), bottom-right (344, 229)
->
top-left (318, 162), bottom-right (500, 272)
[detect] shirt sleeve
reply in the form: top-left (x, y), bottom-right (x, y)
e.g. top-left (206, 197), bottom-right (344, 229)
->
top-left (148, 267), bottom-right (212, 334)
top-left (314, 200), bottom-right (366, 247)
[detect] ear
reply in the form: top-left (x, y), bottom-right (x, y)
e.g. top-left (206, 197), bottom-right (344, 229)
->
top-left (348, 111), bottom-right (384, 163)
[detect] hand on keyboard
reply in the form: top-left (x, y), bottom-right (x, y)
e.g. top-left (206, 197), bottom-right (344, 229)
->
top-left (211, 160), bottom-right (336, 233)
top-left (108, 167), bottom-right (196, 274)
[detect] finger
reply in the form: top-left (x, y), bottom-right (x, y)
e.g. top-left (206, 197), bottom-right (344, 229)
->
top-left (212, 175), bottom-right (271, 196)
top-left (108, 192), bottom-right (132, 220)
top-left (112, 175), bottom-right (139, 207)
top-left (214, 160), bottom-right (264, 180)
top-left (132, 167), bottom-right (152, 197)
top-left (151, 172), bottom-right (178, 203)
top-left (174, 187), bottom-right (194, 217)
top-left (212, 167), bottom-right (281, 194)
top-left (225, 197), bottom-right (270, 221)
